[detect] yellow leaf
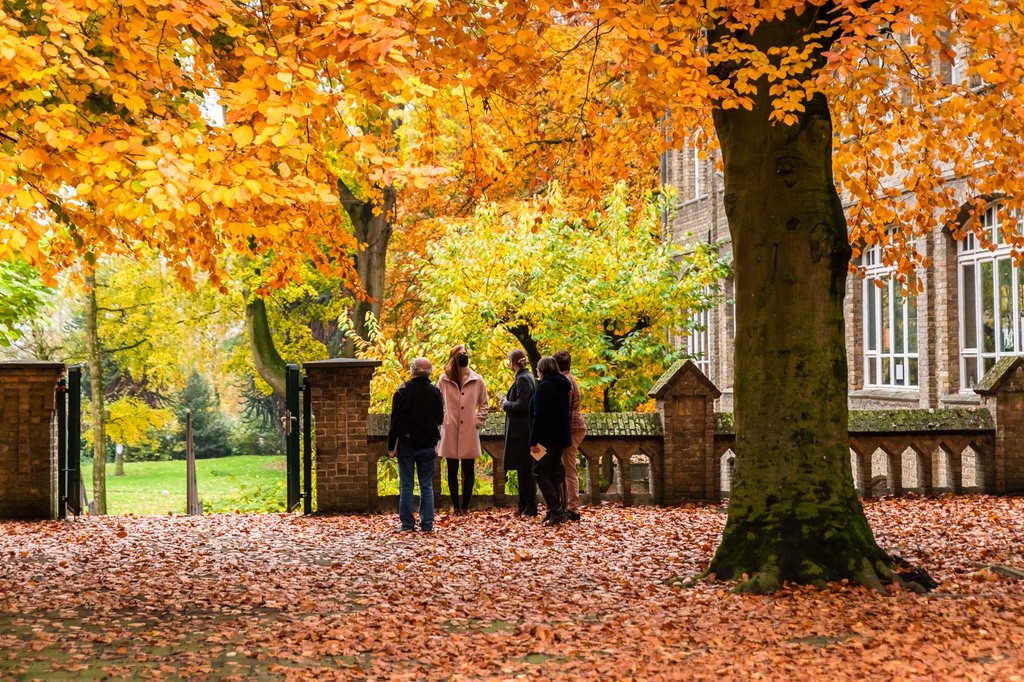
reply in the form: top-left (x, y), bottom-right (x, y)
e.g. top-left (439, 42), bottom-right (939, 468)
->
top-left (15, 190), bottom-right (36, 209)
top-left (232, 126), bottom-right (255, 147)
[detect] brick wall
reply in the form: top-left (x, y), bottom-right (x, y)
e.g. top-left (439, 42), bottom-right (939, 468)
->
top-left (933, 226), bottom-right (963, 400)
top-left (299, 356), bottom-right (1023, 513)
top-left (304, 359), bottom-right (381, 514)
top-left (650, 360), bottom-right (720, 503)
top-left (977, 357), bottom-right (1024, 494)
top-left (0, 362), bottom-right (64, 520)
top-left (992, 367), bottom-right (1024, 493)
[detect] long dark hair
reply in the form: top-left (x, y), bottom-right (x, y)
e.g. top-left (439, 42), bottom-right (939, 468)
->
top-left (444, 345), bottom-right (467, 386)
top-left (536, 356), bottom-right (558, 379)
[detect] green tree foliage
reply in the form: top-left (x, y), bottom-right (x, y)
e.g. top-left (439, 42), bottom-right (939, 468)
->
top-left (61, 254), bottom-right (241, 507)
top-left (82, 397), bottom-right (176, 463)
top-left (229, 375), bottom-right (285, 456)
top-left (357, 184), bottom-right (730, 411)
top-left (174, 370), bottom-right (232, 460)
top-left (0, 259), bottom-right (50, 347)
top-left (234, 258), bottom-right (354, 398)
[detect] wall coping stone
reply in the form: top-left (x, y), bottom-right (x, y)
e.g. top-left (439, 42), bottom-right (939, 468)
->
top-left (714, 408), bottom-right (993, 436)
top-left (367, 412), bottom-right (664, 439)
top-left (648, 359), bottom-right (721, 399)
top-left (303, 359), bottom-right (382, 370)
top-left (0, 361), bottom-right (65, 370)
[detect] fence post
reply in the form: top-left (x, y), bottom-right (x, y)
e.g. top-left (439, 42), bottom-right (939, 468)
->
top-left (185, 409), bottom-right (202, 515)
top-left (975, 356), bottom-right (1024, 494)
top-left (57, 376), bottom-right (68, 520)
top-left (648, 360), bottom-right (721, 504)
top-left (66, 366), bottom-right (82, 516)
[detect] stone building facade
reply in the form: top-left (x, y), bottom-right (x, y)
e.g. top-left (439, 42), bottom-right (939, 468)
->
top-left (663, 144), bottom-right (1024, 412)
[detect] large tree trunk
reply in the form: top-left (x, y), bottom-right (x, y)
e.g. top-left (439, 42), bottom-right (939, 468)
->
top-left (339, 180), bottom-right (396, 353)
top-left (244, 181), bottom-right (397, 390)
top-left (707, 10), bottom-right (893, 592)
top-left (85, 273), bottom-right (107, 515)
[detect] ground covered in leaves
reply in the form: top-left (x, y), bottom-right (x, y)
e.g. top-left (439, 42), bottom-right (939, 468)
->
top-left (1, 497), bottom-right (1023, 681)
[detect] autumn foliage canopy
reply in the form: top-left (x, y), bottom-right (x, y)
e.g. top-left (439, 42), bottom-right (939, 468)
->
top-left (2, 0), bottom-right (1022, 285)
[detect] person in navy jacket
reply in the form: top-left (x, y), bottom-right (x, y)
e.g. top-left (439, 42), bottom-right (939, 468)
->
top-left (529, 356), bottom-right (572, 526)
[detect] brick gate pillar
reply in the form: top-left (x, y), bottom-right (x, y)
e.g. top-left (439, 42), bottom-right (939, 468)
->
top-left (0, 361), bottom-right (65, 520)
top-left (975, 356), bottom-right (1024, 494)
top-left (303, 359), bottom-right (381, 513)
top-left (648, 359), bottom-right (721, 504)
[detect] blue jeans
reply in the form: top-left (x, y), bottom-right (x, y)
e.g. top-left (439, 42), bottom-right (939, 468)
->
top-left (398, 445), bottom-right (437, 531)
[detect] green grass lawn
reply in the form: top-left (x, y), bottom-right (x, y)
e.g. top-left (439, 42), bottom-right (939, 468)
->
top-left (81, 455), bottom-right (286, 516)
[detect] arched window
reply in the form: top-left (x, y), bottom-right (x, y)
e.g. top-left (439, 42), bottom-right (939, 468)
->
top-left (959, 203), bottom-right (1024, 389)
top-left (862, 243), bottom-right (919, 388)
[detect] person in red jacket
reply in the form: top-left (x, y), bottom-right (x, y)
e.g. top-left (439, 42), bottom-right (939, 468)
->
top-left (437, 345), bottom-right (489, 515)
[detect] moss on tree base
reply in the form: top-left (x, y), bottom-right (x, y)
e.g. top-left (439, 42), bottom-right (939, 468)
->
top-left (697, 510), bottom-right (937, 594)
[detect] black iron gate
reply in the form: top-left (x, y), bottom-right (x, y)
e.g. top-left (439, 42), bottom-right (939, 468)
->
top-left (285, 364), bottom-right (313, 514)
top-left (56, 365), bottom-right (83, 520)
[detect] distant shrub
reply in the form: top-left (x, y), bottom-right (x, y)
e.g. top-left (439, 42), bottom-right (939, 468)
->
top-left (205, 480), bottom-right (287, 513)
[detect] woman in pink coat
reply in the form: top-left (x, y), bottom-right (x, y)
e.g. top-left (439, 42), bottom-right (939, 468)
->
top-left (437, 345), bottom-right (489, 515)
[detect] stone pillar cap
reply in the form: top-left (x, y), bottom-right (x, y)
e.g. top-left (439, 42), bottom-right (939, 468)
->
top-left (0, 361), bottom-right (66, 370)
top-left (648, 359), bottom-right (721, 399)
top-left (974, 356), bottom-right (1024, 396)
top-left (303, 359), bottom-right (382, 370)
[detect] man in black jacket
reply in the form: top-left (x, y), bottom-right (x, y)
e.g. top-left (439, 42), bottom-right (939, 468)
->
top-left (388, 358), bottom-right (444, 532)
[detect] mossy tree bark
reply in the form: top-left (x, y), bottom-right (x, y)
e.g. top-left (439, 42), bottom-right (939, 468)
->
top-left (707, 7), bottom-right (893, 592)
top-left (244, 295), bottom-right (287, 398)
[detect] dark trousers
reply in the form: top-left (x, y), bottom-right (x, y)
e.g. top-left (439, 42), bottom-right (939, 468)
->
top-left (516, 461), bottom-right (537, 516)
top-left (533, 446), bottom-right (564, 517)
top-left (397, 445), bottom-right (436, 531)
top-left (446, 458), bottom-right (475, 511)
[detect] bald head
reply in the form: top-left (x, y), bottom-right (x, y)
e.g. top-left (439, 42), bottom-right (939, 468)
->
top-left (410, 357), bottom-right (433, 378)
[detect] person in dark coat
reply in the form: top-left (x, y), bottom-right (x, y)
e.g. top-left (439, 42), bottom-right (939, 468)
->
top-left (529, 355), bottom-right (572, 526)
top-left (388, 357), bottom-right (444, 532)
top-left (501, 349), bottom-right (538, 517)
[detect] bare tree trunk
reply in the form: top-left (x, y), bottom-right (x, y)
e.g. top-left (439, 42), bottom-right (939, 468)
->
top-left (706, 8), bottom-right (893, 592)
top-left (85, 273), bottom-right (107, 515)
top-left (503, 322), bottom-right (542, 373)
